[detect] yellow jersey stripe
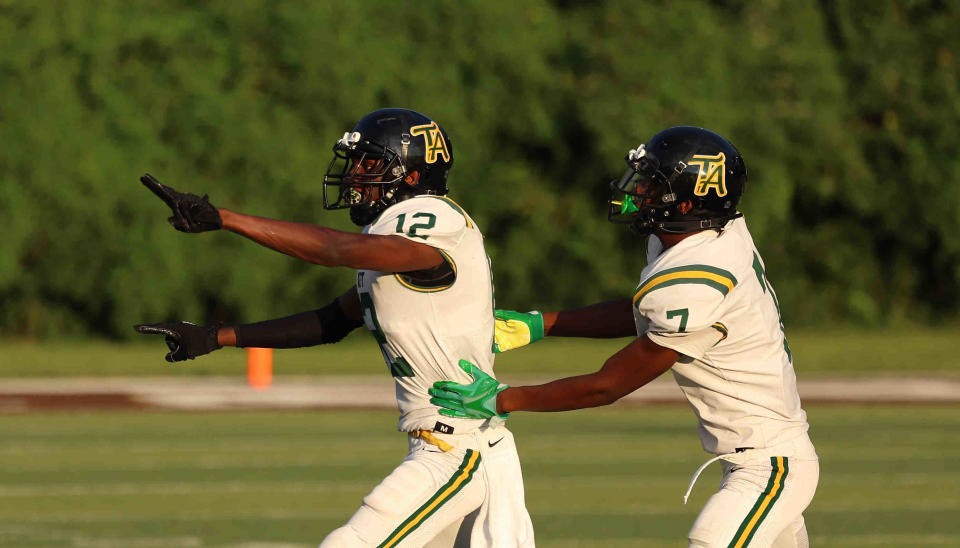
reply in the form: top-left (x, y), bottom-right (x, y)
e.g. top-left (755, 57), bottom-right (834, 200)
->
top-left (633, 270), bottom-right (736, 304)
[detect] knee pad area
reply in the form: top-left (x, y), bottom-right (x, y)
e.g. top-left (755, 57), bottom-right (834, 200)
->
top-left (318, 525), bottom-right (369, 548)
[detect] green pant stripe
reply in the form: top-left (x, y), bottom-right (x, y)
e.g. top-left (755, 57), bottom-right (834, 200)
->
top-left (377, 449), bottom-right (480, 548)
top-left (727, 456), bottom-right (789, 548)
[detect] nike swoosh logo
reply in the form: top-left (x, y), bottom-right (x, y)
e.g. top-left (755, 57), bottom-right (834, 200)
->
top-left (488, 437), bottom-right (505, 448)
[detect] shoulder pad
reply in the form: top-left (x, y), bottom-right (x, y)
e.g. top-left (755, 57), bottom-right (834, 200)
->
top-left (633, 264), bottom-right (737, 334)
top-left (367, 196), bottom-right (469, 250)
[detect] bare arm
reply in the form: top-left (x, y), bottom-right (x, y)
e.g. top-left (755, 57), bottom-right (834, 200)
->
top-left (497, 335), bottom-right (678, 413)
top-left (541, 298), bottom-right (637, 339)
top-left (219, 209), bottom-right (444, 272)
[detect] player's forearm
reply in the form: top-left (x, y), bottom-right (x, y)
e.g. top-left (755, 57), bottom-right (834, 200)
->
top-left (543, 298), bottom-right (636, 338)
top-left (217, 326), bottom-right (238, 347)
top-left (219, 209), bottom-right (444, 272)
top-left (219, 209), bottom-right (361, 266)
top-left (496, 335), bottom-right (677, 413)
top-left (497, 374), bottom-right (624, 413)
top-left (216, 300), bottom-right (362, 349)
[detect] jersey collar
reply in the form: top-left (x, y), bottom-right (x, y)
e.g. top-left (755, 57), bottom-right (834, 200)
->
top-left (648, 229), bottom-right (721, 261)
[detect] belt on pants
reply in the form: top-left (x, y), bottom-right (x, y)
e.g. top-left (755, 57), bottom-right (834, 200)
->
top-left (409, 429), bottom-right (454, 452)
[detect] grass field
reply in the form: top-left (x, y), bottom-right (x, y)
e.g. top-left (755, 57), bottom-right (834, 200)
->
top-left (1, 405), bottom-right (958, 548)
top-left (4, 326), bottom-right (960, 378)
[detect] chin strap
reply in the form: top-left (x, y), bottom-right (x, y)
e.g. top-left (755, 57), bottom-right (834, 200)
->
top-left (649, 211), bottom-right (743, 234)
top-left (349, 188), bottom-right (400, 226)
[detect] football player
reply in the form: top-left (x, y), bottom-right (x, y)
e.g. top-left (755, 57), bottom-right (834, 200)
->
top-left (136, 108), bottom-right (534, 547)
top-left (431, 127), bottom-right (819, 548)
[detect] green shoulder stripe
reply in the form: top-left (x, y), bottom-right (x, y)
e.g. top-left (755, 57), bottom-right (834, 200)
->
top-left (633, 265), bottom-right (738, 305)
top-left (425, 195), bottom-right (473, 229)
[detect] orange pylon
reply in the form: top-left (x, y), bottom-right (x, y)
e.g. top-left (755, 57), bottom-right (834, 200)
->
top-left (246, 347), bottom-right (273, 390)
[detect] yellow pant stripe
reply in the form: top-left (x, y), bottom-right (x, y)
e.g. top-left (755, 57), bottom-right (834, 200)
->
top-left (378, 450), bottom-right (480, 548)
top-left (729, 456), bottom-right (788, 548)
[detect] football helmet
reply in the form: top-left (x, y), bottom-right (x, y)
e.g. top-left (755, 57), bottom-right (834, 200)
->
top-left (608, 126), bottom-right (746, 234)
top-left (323, 108), bottom-right (454, 226)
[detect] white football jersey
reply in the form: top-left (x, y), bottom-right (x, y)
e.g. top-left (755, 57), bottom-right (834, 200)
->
top-left (357, 195), bottom-right (496, 433)
top-left (633, 216), bottom-right (809, 454)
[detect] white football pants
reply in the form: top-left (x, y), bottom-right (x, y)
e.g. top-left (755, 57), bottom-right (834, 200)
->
top-left (319, 424), bottom-right (535, 547)
top-left (688, 434), bottom-right (819, 548)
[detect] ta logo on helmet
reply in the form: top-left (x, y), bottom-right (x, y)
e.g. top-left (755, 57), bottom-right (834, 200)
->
top-left (690, 152), bottom-right (727, 197)
top-left (410, 121), bottom-right (451, 164)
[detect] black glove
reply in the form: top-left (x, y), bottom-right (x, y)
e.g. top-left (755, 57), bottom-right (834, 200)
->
top-left (134, 322), bottom-right (222, 362)
top-left (140, 173), bottom-right (223, 232)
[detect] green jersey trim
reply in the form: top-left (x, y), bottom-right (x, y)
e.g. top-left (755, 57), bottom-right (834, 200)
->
top-left (423, 195), bottom-right (473, 229)
top-left (394, 250), bottom-right (457, 293)
top-left (634, 265), bottom-right (738, 305)
top-left (711, 322), bottom-right (729, 341)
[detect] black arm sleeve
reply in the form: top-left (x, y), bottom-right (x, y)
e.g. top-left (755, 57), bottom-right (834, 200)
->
top-left (233, 299), bottom-right (363, 348)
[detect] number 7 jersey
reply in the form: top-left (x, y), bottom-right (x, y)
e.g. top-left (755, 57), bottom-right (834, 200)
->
top-left (633, 217), bottom-right (809, 455)
top-left (357, 195), bottom-right (496, 433)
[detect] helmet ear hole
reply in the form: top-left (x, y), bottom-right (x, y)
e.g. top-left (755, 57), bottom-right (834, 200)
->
top-left (404, 170), bottom-right (421, 186)
top-left (677, 200), bottom-right (694, 215)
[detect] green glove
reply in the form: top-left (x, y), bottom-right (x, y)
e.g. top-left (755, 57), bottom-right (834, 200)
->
top-left (429, 360), bottom-right (510, 420)
top-left (492, 309), bottom-right (544, 353)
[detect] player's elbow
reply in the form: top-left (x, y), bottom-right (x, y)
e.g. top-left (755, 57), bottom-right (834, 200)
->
top-left (588, 377), bottom-right (630, 407)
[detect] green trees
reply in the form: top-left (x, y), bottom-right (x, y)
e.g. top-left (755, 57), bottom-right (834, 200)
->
top-left (1, 0), bottom-right (957, 338)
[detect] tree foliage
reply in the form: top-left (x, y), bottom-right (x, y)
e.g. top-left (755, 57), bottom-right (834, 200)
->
top-left (0, 0), bottom-right (957, 338)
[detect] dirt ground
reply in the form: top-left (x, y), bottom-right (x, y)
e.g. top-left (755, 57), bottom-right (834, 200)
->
top-left (2, 375), bottom-right (959, 412)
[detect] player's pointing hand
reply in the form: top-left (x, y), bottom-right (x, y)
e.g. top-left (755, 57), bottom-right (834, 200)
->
top-left (134, 322), bottom-right (222, 362)
top-left (140, 173), bottom-right (223, 233)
